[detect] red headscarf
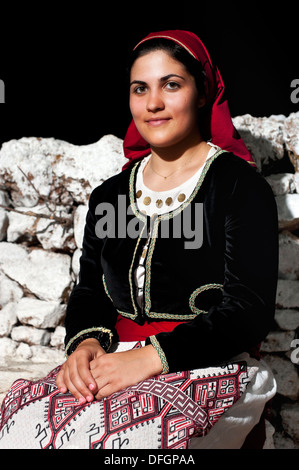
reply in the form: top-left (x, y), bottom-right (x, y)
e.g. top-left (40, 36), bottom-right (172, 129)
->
top-left (123, 30), bottom-right (256, 169)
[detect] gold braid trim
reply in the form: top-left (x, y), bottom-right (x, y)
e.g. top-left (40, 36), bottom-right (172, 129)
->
top-left (149, 335), bottom-right (169, 374)
top-left (65, 327), bottom-right (113, 357)
top-left (189, 283), bottom-right (223, 315)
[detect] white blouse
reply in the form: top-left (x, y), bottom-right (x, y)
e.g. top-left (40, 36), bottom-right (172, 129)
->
top-left (134, 142), bottom-right (220, 309)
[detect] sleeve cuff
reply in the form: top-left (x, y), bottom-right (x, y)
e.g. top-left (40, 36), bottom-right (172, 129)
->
top-left (147, 335), bottom-right (169, 374)
top-left (65, 326), bottom-right (113, 357)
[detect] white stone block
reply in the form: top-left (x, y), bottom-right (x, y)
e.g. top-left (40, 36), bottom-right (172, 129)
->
top-left (275, 309), bottom-right (299, 331)
top-left (263, 355), bottom-right (299, 400)
top-left (71, 248), bottom-right (82, 279)
top-left (50, 326), bottom-right (66, 350)
top-left (73, 205), bottom-right (88, 249)
top-left (0, 303), bottom-right (18, 337)
top-left (15, 342), bottom-right (33, 360)
top-left (266, 173), bottom-right (295, 196)
top-left (261, 331), bottom-right (295, 353)
top-left (283, 112), bottom-right (299, 171)
top-left (281, 403), bottom-right (299, 444)
top-left (232, 114), bottom-right (286, 170)
top-left (0, 243), bottom-right (72, 301)
top-left (30, 345), bottom-right (65, 364)
top-left (276, 279), bottom-right (299, 309)
top-left (275, 194), bottom-right (299, 221)
top-left (279, 232), bottom-right (299, 279)
top-left (0, 337), bottom-right (18, 363)
top-left (11, 325), bottom-right (51, 346)
top-left (16, 297), bottom-right (66, 328)
top-left (0, 271), bottom-right (23, 308)
top-left (0, 135), bottom-right (126, 207)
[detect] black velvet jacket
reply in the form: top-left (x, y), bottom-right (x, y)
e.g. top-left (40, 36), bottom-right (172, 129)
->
top-left (64, 150), bottom-right (278, 373)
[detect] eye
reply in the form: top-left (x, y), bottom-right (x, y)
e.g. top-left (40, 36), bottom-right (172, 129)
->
top-left (133, 85), bottom-right (147, 95)
top-left (165, 81), bottom-right (180, 91)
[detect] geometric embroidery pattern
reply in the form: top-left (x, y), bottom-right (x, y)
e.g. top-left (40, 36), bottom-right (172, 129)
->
top-left (0, 344), bottom-right (251, 449)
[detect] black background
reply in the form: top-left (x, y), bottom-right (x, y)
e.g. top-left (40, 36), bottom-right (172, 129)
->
top-left (0, 3), bottom-right (298, 147)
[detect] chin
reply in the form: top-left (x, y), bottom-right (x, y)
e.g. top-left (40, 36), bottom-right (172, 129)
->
top-left (139, 131), bottom-right (183, 149)
top-left (138, 124), bottom-right (194, 150)
top-left (147, 137), bottom-right (187, 150)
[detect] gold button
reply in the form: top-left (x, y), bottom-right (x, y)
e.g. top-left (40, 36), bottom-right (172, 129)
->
top-left (166, 197), bottom-right (173, 206)
top-left (143, 196), bottom-right (151, 206)
top-left (136, 190), bottom-right (142, 198)
top-left (156, 199), bottom-right (163, 208)
top-left (178, 193), bottom-right (186, 202)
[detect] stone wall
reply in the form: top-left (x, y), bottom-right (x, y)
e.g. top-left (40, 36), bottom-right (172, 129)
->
top-left (0, 113), bottom-right (298, 448)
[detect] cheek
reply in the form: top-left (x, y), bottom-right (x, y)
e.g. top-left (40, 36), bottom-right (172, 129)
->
top-left (171, 95), bottom-right (199, 126)
top-left (169, 87), bottom-right (198, 112)
top-left (129, 96), bottom-right (142, 120)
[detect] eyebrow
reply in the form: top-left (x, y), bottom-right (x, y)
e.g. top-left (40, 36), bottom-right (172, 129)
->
top-left (130, 74), bottom-right (185, 87)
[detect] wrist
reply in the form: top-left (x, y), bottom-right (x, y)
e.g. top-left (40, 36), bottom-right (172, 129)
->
top-left (76, 337), bottom-right (103, 351)
top-left (143, 344), bottom-right (163, 376)
top-left (146, 336), bottom-right (169, 374)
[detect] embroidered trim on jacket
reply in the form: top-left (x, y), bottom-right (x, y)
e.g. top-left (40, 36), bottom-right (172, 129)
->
top-left (103, 275), bottom-right (136, 320)
top-left (145, 311), bottom-right (199, 320)
top-left (128, 223), bottom-right (147, 319)
top-left (189, 283), bottom-right (223, 315)
top-left (65, 327), bottom-right (113, 357)
top-left (102, 275), bottom-right (113, 302)
top-left (149, 335), bottom-right (169, 374)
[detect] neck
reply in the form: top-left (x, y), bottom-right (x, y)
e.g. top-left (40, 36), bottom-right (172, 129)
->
top-left (143, 133), bottom-right (211, 191)
top-left (150, 132), bottom-right (205, 169)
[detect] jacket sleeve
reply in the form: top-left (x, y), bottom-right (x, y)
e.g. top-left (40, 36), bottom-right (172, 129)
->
top-left (64, 186), bottom-right (119, 356)
top-left (147, 169), bottom-right (279, 373)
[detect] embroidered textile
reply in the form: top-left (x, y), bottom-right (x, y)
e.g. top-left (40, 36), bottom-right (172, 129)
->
top-left (0, 343), bottom-right (253, 449)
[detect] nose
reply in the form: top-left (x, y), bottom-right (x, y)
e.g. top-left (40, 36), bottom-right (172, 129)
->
top-left (146, 89), bottom-right (165, 113)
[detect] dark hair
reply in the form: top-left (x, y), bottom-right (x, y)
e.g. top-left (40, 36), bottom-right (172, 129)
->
top-left (127, 38), bottom-right (206, 99)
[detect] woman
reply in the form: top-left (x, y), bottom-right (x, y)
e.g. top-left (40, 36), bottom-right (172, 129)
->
top-left (0, 30), bottom-right (278, 449)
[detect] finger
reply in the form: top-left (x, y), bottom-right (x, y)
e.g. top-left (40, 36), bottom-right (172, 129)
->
top-left (76, 356), bottom-right (98, 394)
top-left (90, 371), bottom-right (110, 399)
top-left (64, 364), bottom-right (93, 404)
top-left (68, 356), bottom-right (96, 399)
top-left (95, 383), bottom-right (116, 400)
top-left (56, 365), bottom-right (68, 393)
top-left (63, 365), bottom-right (83, 402)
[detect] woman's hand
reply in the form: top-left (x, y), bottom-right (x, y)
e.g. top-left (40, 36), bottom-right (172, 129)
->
top-left (56, 338), bottom-right (106, 404)
top-left (90, 345), bottom-right (163, 400)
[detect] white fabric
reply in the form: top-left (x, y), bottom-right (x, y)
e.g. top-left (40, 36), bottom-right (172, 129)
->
top-left (135, 142), bottom-right (219, 217)
top-left (189, 353), bottom-right (277, 449)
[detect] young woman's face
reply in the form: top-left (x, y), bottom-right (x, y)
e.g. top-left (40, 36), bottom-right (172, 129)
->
top-left (129, 50), bottom-right (204, 150)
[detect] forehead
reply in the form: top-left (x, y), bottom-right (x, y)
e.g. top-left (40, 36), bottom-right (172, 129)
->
top-left (130, 49), bottom-right (189, 79)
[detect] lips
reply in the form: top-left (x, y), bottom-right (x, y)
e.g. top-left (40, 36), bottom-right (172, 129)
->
top-left (146, 117), bottom-right (171, 127)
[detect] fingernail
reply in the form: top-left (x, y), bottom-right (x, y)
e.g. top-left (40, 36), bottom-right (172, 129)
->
top-left (86, 395), bottom-right (93, 402)
top-left (89, 383), bottom-right (95, 391)
top-left (79, 397), bottom-right (86, 405)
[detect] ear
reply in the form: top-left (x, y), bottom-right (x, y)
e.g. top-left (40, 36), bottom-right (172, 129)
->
top-left (197, 95), bottom-right (206, 109)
